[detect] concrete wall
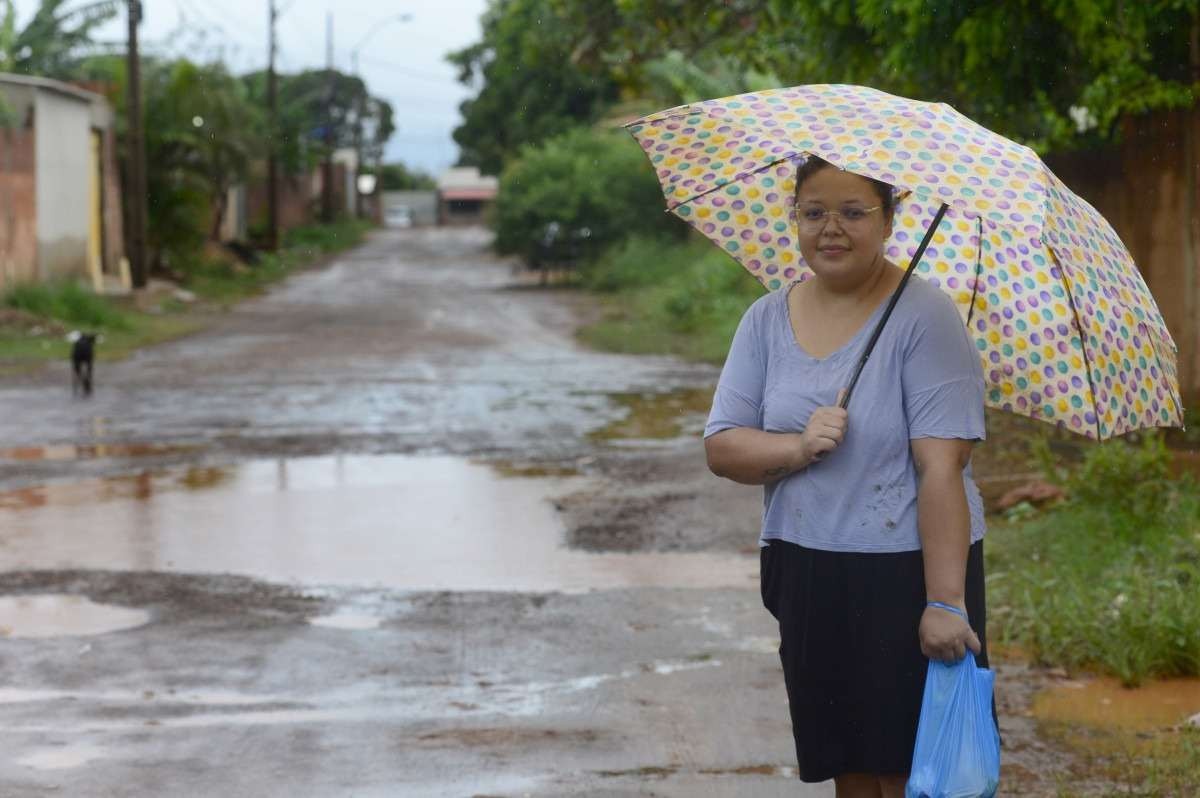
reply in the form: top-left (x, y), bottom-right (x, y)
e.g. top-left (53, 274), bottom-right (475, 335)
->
top-left (88, 90), bottom-right (125, 283)
top-left (34, 90), bottom-right (90, 281)
top-left (246, 170), bottom-right (317, 239)
top-left (219, 185), bottom-right (247, 242)
top-left (382, 191), bottom-right (437, 226)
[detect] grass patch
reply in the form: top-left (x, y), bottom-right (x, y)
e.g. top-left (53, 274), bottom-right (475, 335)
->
top-left (176, 219), bottom-right (373, 306)
top-left (1041, 711), bottom-right (1200, 797)
top-left (987, 434), bottom-right (1200, 686)
top-left (1047, 727), bottom-right (1200, 797)
top-left (4, 280), bottom-right (133, 332)
top-left (0, 219), bottom-right (374, 369)
top-left (576, 234), bottom-right (764, 363)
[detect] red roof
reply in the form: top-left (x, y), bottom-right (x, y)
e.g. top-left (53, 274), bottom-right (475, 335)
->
top-left (441, 188), bottom-right (496, 201)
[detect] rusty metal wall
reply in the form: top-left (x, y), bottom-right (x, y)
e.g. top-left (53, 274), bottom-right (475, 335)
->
top-left (0, 126), bottom-right (37, 290)
top-left (1045, 106), bottom-right (1200, 405)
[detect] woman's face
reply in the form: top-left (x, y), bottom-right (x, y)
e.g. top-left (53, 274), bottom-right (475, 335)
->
top-left (793, 166), bottom-right (893, 289)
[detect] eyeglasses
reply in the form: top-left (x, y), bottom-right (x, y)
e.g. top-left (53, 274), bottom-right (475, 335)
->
top-left (790, 204), bottom-right (883, 231)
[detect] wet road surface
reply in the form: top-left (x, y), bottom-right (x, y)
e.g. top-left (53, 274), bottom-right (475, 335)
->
top-left (0, 228), bottom-right (830, 796)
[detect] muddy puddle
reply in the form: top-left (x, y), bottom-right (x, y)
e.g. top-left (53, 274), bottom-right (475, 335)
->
top-left (588, 388), bottom-right (713, 443)
top-left (0, 454), bottom-right (756, 592)
top-left (0, 442), bottom-right (196, 462)
top-left (1034, 676), bottom-right (1200, 732)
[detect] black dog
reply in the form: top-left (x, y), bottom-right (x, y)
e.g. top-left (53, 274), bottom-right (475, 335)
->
top-left (70, 333), bottom-right (97, 397)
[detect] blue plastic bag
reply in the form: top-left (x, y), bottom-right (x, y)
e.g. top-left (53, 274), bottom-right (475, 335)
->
top-left (905, 649), bottom-right (1001, 798)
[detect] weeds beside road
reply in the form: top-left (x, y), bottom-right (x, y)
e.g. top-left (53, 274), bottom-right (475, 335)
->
top-left (0, 219), bottom-right (372, 373)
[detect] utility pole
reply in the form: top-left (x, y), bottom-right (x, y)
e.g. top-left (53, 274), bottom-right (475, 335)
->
top-left (125, 0), bottom-right (148, 288)
top-left (352, 50), bottom-right (364, 221)
top-left (321, 11), bottom-right (335, 223)
top-left (348, 15), bottom-right (412, 223)
top-left (266, 0), bottom-right (279, 250)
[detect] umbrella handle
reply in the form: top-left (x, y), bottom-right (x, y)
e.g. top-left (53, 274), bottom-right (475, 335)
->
top-left (840, 202), bottom-right (950, 410)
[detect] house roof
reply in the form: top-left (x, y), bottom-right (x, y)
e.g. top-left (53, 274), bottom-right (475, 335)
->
top-left (441, 188), bottom-right (496, 201)
top-left (437, 166), bottom-right (499, 192)
top-left (0, 73), bottom-right (100, 104)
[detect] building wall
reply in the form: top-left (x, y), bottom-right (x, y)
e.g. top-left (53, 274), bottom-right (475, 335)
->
top-left (0, 125), bottom-right (37, 290)
top-left (245, 169), bottom-right (317, 239)
top-left (438, 198), bottom-right (492, 226)
top-left (34, 90), bottom-right (90, 281)
top-left (1045, 106), bottom-right (1200, 405)
top-left (219, 185), bottom-right (247, 242)
top-left (382, 191), bottom-right (437, 226)
top-left (88, 93), bottom-right (125, 283)
top-left (0, 83), bottom-right (37, 290)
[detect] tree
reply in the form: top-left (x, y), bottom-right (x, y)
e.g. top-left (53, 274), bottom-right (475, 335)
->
top-left (491, 126), bottom-right (680, 263)
top-left (138, 60), bottom-right (263, 251)
top-left (757, 0), bottom-right (1199, 152)
top-left (373, 162), bottom-right (436, 191)
top-left (640, 50), bottom-right (781, 107)
top-left (455, 0), bottom-right (1199, 172)
top-left (0, 0), bottom-right (119, 79)
top-left (447, 0), bottom-right (620, 174)
top-left (242, 68), bottom-right (395, 175)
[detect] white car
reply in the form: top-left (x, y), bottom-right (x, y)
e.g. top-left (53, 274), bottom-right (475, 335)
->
top-left (385, 205), bottom-right (414, 228)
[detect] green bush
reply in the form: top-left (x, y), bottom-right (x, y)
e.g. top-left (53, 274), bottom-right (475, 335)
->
top-left (1065, 433), bottom-right (1175, 531)
top-left (577, 233), bottom-right (764, 362)
top-left (1032, 432), bottom-right (1178, 536)
top-left (988, 437), bottom-right (1200, 685)
top-left (283, 218), bottom-right (371, 254)
top-left (3, 281), bottom-right (131, 331)
top-left (493, 126), bottom-right (681, 263)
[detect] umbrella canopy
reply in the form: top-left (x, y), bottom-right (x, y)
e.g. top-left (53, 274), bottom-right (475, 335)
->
top-left (626, 83), bottom-right (1184, 440)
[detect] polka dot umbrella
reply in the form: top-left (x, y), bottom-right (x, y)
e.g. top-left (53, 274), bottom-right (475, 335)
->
top-left (625, 83), bottom-right (1184, 440)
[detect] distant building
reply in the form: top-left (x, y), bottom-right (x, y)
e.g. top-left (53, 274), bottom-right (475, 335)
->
top-left (382, 191), bottom-right (437, 227)
top-left (0, 73), bottom-right (126, 293)
top-left (436, 167), bottom-right (497, 226)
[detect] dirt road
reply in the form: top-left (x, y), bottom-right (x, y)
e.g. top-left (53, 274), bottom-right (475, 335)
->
top-left (0, 228), bottom-right (834, 797)
top-left (0, 227), bottom-right (1084, 797)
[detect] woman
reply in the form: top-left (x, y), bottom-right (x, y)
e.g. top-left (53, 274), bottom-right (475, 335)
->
top-left (704, 155), bottom-right (989, 798)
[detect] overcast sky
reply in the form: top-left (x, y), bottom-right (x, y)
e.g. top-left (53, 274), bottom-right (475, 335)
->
top-left (12, 0), bottom-right (490, 175)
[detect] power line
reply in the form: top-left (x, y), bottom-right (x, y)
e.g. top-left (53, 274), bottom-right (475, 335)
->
top-left (170, 0), bottom-right (264, 63)
top-left (356, 55), bottom-right (464, 87)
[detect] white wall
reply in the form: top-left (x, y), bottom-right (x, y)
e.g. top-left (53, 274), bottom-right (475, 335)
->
top-left (34, 90), bottom-right (90, 281)
top-left (382, 191), bottom-right (437, 226)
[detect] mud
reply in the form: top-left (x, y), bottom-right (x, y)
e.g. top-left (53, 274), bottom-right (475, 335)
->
top-left (0, 227), bottom-right (1098, 795)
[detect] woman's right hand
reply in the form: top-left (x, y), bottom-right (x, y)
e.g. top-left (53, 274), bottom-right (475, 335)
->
top-left (799, 389), bottom-right (848, 463)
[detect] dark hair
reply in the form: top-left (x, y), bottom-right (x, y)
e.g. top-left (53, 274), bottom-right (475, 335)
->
top-left (793, 155), bottom-right (895, 218)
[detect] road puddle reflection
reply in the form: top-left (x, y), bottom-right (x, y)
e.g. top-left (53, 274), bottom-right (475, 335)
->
top-left (0, 595), bottom-right (150, 638)
top-left (308, 613), bottom-right (382, 630)
top-left (588, 388), bottom-right (713, 442)
top-left (17, 744), bottom-right (106, 771)
top-left (0, 442), bottom-right (196, 462)
top-left (0, 455), bottom-right (756, 591)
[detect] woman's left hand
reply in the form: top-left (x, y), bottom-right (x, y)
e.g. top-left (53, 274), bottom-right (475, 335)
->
top-left (919, 604), bottom-right (981, 663)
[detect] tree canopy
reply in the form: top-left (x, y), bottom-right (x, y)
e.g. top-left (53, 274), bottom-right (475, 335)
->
top-left (450, 0), bottom-right (1200, 176)
top-left (0, 0), bottom-right (119, 78)
top-left (242, 69), bottom-right (396, 175)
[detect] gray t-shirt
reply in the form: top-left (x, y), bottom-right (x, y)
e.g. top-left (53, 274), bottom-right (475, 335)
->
top-left (704, 276), bottom-right (987, 553)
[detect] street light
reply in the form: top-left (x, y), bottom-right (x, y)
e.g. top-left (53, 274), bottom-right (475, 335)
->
top-left (350, 13), bottom-right (413, 75)
top-left (349, 12), bottom-right (412, 219)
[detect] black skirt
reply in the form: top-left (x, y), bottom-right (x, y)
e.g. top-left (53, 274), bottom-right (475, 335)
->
top-left (759, 538), bottom-right (989, 783)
